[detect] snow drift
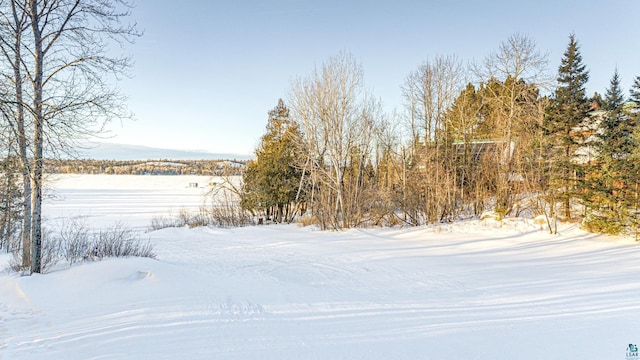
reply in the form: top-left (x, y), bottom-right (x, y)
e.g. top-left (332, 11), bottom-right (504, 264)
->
top-left (1, 175), bottom-right (639, 359)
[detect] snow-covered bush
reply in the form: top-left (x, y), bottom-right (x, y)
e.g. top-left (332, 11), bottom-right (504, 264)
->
top-left (149, 203), bottom-right (254, 231)
top-left (60, 220), bottom-right (91, 265)
top-left (206, 202), bottom-right (254, 228)
top-left (10, 220), bottom-right (155, 273)
top-left (91, 223), bottom-right (155, 259)
top-left (149, 214), bottom-right (180, 231)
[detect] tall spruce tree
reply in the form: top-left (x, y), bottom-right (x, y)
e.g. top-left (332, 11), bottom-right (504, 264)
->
top-left (603, 70), bottom-right (625, 111)
top-left (583, 70), bottom-right (637, 234)
top-left (629, 75), bottom-right (640, 238)
top-left (240, 99), bottom-right (305, 223)
top-left (544, 34), bottom-right (590, 220)
top-left (630, 76), bottom-right (640, 104)
top-left (599, 70), bottom-right (631, 172)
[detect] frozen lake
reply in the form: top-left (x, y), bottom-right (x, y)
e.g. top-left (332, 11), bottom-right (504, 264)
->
top-left (43, 174), bottom-right (222, 229)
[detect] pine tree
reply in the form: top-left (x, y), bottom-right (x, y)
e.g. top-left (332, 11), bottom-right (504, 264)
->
top-left (0, 154), bottom-right (23, 252)
top-left (600, 70), bottom-right (631, 175)
top-left (603, 70), bottom-right (625, 111)
top-left (240, 99), bottom-right (305, 223)
top-left (591, 92), bottom-right (604, 110)
top-left (543, 33), bottom-right (590, 220)
top-left (583, 70), bottom-right (636, 234)
top-left (629, 76), bottom-right (640, 104)
top-left (629, 75), bottom-right (640, 238)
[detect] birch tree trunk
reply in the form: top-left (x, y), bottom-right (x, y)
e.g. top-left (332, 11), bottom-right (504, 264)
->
top-left (28, 0), bottom-right (44, 273)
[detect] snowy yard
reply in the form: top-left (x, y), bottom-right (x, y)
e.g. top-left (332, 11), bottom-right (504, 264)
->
top-left (1, 175), bottom-right (640, 359)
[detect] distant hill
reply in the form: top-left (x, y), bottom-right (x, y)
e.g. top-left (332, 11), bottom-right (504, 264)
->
top-left (75, 142), bottom-right (252, 161)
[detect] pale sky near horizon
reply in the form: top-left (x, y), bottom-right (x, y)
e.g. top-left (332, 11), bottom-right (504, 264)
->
top-left (104, 0), bottom-right (640, 155)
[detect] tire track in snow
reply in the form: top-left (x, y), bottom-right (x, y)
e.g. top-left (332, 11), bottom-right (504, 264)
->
top-left (6, 300), bottom-right (268, 358)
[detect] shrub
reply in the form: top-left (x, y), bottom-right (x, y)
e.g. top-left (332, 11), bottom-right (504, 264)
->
top-left (206, 202), bottom-right (254, 228)
top-left (297, 214), bottom-right (319, 227)
top-left (10, 227), bottom-right (61, 273)
top-left (149, 214), bottom-right (180, 231)
top-left (91, 222), bottom-right (155, 259)
top-left (149, 202), bottom-right (255, 231)
top-left (187, 209), bottom-right (211, 228)
top-left (59, 219), bottom-right (91, 265)
top-left (10, 220), bottom-right (155, 274)
top-left (582, 213), bottom-right (625, 235)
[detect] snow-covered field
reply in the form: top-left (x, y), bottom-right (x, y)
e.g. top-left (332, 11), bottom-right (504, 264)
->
top-left (1, 174), bottom-right (640, 359)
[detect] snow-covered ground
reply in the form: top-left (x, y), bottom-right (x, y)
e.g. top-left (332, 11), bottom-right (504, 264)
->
top-left (1, 174), bottom-right (640, 359)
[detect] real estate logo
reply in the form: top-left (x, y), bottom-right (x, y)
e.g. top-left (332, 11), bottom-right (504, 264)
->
top-left (627, 344), bottom-right (639, 360)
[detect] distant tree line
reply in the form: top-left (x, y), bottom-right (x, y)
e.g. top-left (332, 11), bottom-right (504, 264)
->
top-left (241, 34), bottom-right (640, 237)
top-left (45, 159), bottom-right (246, 176)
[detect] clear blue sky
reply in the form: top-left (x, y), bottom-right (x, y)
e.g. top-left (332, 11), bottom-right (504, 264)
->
top-left (106, 0), bottom-right (640, 155)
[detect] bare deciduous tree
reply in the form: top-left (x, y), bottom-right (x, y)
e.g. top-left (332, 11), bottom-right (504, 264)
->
top-left (402, 54), bottom-right (464, 145)
top-left (401, 54), bottom-right (465, 224)
top-left (473, 33), bottom-right (549, 214)
top-left (0, 0), bottom-right (139, 273)
top-left (290, 52), bottom-right (383, 229)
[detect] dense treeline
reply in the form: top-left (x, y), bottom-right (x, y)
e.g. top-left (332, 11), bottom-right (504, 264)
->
top-left (242, 34), bottom-right (640, 237)
top-left (45, 159), bottom-right (246, 176)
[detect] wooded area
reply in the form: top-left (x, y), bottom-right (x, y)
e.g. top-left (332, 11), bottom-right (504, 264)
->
top-left (241, 34), bottom-right (640, 238)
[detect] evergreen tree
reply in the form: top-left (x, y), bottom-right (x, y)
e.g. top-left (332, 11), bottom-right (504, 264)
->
top-left (603, 70), bottom-right (625, 110)
top-left (599, 70), bottom-right (630, 170)
top-left (629, 76), bottom-right (640, 104)
top-left (590, 92), bottom-right (604, 110)
top-left (0, 154), bottom-right (23, 252)
top-left (240, 99), bottom-right (305, 223)
top-left (445, 83), bottom-right (483, 142)
top-left (583, 70), bottom-right (637, 234)
top-left (543, 33), bottom-right (590, 220)
top-left (629, 75), bottom-right (640, 238)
